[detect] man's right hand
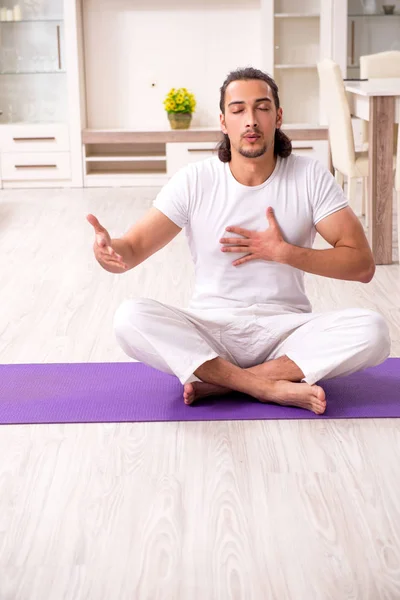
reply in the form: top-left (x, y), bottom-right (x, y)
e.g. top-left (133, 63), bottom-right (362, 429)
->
top-left (87, 214), bottom-right (129, 273)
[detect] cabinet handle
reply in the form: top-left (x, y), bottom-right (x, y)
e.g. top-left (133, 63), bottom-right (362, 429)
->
top-left (294, 146), bottom-right (314, 150)
top-left (351, 20), bottom-right (355, 66)
top-left (57, 25), bottom-right (62, 70)
top-left (15, 164), bottom-right (57, 169)
top-left (187, 148), bottom-right (216, 153)
top-left (13, 137), bottom-right (56, 142)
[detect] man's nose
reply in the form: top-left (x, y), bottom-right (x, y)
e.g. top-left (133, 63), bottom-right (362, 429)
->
top-left (245, 112), bottom-right (259, 129)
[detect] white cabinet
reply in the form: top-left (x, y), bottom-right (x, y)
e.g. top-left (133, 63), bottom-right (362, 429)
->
top-left (1, 151), bottom-right (71, 181)
top-left (0, 0), bottom-right (83, 188)
top-left (262, 0), bottom-right (338, 126)
top-left (166, 142), bottom-right (219, 177)
top-left (0, 123), bottom-right (69, 153)
top-left (0, 0), bottom-right (342, 188)
top-left (76, 0), bottom-right (340, 186)
top-left (166, 138), bottom-right (330, 177)
top-left (291, 140), bottom-right (329, 165)
top-left (346, 4), bottom-right (400, 79)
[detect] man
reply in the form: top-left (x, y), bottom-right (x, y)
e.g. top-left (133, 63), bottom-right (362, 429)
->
top-left (87, 67), bottom-right (390, 414)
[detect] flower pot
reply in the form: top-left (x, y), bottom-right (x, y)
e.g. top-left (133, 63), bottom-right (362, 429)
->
top-left (167, 112), bottom-right (192, 130)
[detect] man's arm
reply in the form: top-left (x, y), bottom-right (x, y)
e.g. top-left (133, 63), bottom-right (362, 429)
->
top-left (113, 207), bottom-right (182, 269)
top-left (88, 207), bottom-right (182, 273)
top-left (221, 206), bottom-right (375, 283)
top-left (280, 207), bottom-right (375, 283)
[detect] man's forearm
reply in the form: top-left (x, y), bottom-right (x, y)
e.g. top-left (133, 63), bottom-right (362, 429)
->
top-left (111, 238), bottom-right (137, 270)
top-left (279, 243), bottom-right (375, 283)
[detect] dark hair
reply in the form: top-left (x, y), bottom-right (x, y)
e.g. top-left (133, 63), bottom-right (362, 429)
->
top-left (217, 66), bottom-right (292, 162)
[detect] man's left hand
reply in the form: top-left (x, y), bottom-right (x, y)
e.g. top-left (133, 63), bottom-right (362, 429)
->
top-left (220, 207), bottom-right (288, 266)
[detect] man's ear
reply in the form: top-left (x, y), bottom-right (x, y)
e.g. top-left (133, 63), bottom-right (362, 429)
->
top-left (220, 113), bottom-right (228, 135)
top-left (276, 107), bottom-right (283, 129)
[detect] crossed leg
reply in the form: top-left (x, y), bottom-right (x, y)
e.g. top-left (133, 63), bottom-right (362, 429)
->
top-left (184, 355), bottom-right (326, 415)
top-left (114, 300), bottom-right (390, 417)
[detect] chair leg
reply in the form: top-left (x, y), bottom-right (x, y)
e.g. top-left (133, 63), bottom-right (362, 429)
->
top-left (361, 176), bottom-right (369, 230)
top-left (362, 177), bottom-right (367, 216)
top-left (346, 177), bottom-right (358, 213)
top-left (335, 170), bottom-right (344, 189)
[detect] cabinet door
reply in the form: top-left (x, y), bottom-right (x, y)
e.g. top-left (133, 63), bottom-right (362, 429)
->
top-left (166, 142), bottom-right (219, 177)
top-left (291, 140), bottom-right (329, 167)
top-left (2, 151), bottom-right (71, 181)
top-left (0, 0), bottom-right (66, 125)
top-left (0, 124), bottom-right (69, 152)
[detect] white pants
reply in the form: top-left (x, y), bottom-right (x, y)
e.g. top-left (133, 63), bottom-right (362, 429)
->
top-left (113, 299), bottom-right (391, 386)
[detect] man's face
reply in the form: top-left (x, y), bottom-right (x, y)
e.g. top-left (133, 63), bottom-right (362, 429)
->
top-left (220, 79), bottom-right (283, 159)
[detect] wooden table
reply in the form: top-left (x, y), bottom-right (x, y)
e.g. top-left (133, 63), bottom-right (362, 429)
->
top-left (345, 78), bottom-right (400, 265)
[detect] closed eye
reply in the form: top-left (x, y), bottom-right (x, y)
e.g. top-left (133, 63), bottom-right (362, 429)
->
top-left (232, 106), bottom-right (270, 114)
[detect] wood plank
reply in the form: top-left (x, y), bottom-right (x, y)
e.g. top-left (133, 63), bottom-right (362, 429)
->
top-left (82, 126), bottom-right (329, 145)
top-left (368, 96), bottom-right (395, 264)
top-left (284, 127), bottom-right (329, 141)
top-left (82, 130), bottom-right (224, 144)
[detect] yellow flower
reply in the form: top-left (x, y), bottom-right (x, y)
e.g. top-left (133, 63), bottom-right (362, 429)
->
top-left (164, 87), bottom-right (196, 113)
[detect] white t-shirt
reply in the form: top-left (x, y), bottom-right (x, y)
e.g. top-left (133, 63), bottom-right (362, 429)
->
top-left (153, 154), bottom-right (348, 314)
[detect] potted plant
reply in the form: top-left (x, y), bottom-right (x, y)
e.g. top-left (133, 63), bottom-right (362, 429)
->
top-left (163, 87), bottom-right (196, 129)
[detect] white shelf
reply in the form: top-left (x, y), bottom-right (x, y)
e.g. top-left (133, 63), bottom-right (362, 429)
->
top-left (348, 13), bottom-right (400, 18)
top-left (0, 19), bottom-right (63, 23)
top-left (87, 168), bottom-right (167, 175)
top-left (275, 63), bottom-right (317, 69)
top-left (85, 154), bottom-right (166, 162)
top-left (275, 13), bottom-right (320, 18)
top-left (0, 71), bottom-right (66, 75)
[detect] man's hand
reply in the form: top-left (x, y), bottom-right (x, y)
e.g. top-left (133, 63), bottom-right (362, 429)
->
top-left (87, 214), bottom-right (129, 272)
top-left (219, 207), bottom-right (288, 266)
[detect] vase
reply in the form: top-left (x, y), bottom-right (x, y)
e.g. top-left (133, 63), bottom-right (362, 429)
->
top-left (167, 112), bottom-right (192, 130)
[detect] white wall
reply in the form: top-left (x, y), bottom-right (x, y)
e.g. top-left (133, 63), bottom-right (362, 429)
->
top-left (83, 0), bottom-right (262, 129)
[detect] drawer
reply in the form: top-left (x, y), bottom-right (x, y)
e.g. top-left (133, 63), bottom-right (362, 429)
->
top-left (1, 152), bottom-right (71, 181)
top-left (291, 140), bottom-right (329, 167)
top-left (0, 124), bottom-right (70, 153)
top-left (166, 141), bottom-right (219, 176)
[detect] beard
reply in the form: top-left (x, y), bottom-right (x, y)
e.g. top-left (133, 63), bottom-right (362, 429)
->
top-left (238, 144), bottom-right (268, 159)
top-left (238, 139), bottom-right (268, 159)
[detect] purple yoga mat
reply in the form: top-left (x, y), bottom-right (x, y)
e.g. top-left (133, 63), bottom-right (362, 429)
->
top-left (0, 359), bottom-right (399, 425)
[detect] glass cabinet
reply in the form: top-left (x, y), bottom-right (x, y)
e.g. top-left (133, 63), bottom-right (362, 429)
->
top-left (347, 0), bottom-right (400, 78)
top-left (0, 0), bottom-right (66, 123)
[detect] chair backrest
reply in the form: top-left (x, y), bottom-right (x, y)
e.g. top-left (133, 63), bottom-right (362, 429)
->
top-left (360, 51), bottom-right (400, 79)
top-left (317, 59), bottom-right (356, 177)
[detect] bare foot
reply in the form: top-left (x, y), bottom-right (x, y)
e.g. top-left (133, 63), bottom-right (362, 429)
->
top-left (262, 380), bottom-right (326, 415)
top-left (184, 378), bottom-right (326, 415)
top-left (183, 381), bottom-right (230, 405)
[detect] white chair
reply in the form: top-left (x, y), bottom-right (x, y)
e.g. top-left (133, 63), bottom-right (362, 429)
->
top-left (359, 51), bottom-right (400, 149)
top-left (360, 50), bottom-right (400, 78)
top-left (317, 59), bottom-right (368, 216)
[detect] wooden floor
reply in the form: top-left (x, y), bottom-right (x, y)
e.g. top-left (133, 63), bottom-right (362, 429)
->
top-left (1, 187), bottom-right (400, 600)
